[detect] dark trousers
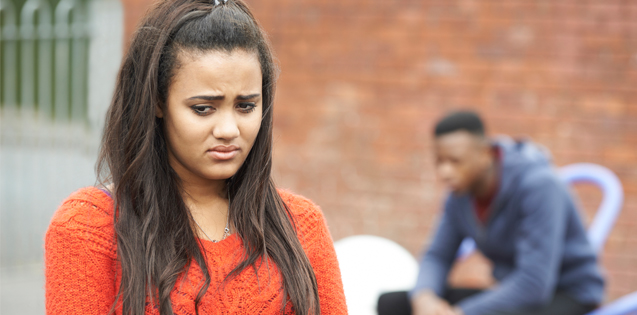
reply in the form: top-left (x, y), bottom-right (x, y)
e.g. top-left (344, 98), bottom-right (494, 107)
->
top-left (377, 290), bottom-right (597, 315)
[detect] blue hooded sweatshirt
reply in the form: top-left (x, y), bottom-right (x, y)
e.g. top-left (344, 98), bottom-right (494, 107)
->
top-left (411, 137), bottom-right (605, 315)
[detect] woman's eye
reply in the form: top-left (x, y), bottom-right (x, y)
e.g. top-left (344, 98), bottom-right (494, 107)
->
top-left (191, 105), bottom-right (213, 116)
top-left (237, 103), bottom-right (256, 113)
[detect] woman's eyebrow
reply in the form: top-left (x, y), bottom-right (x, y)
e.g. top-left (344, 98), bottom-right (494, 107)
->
top-left (187, 95), bottom-right (225, 101)
top-left (237, 93), bottom-right (260, 100)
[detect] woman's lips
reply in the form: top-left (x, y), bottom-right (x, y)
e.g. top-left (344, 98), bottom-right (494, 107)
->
top-left (208, 145), bottom-right (240, 161)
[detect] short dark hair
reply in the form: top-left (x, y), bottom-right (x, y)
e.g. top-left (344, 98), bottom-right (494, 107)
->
top-left (434, 110), bottom-right (485, 137)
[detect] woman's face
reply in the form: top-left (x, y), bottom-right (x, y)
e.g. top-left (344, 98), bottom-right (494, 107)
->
top-left (158, 49), bottom-right (263, 186)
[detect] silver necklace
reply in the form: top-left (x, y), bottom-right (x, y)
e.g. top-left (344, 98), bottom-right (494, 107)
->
top-left (193, 195), bottom-right (231, 243)
top-left (194, 217), bottom-right (230, 243)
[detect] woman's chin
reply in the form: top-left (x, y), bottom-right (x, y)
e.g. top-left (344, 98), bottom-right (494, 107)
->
top-left (201, 168), bottom-right (241, 182)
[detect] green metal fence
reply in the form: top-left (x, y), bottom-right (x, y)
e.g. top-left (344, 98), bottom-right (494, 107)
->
top-left (1, 0), bottom-right (89, 122)
top-left (1, 0), bottom-right (122, 311)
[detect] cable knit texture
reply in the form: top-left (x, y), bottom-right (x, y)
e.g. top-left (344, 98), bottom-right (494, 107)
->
top-left (45, 187), bottom-right (347, 314)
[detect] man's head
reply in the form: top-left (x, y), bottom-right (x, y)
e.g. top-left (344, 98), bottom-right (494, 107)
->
top-left (433, 111), bottom-right (494, 194)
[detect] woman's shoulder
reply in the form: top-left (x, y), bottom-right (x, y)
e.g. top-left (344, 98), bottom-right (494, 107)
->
top-left (48, 186), bottom-right (115, 234)
top-left (276, 189), bottom-right (329, 237)
top-left (277, 189), bottom-right (324, 220)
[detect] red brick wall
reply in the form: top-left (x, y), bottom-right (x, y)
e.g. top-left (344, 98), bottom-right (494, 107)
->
top-left (121, 0), bottom-right (637, 303)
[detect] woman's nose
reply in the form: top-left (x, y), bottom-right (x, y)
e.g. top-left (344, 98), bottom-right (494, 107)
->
top-left (212, 109), bottom-right (240, 140)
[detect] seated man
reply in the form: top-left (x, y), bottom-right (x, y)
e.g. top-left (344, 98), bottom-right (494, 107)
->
top-left (378, 111), bottom-right (604, 315)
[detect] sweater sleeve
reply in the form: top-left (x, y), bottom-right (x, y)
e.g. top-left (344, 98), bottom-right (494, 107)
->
top-left (410, 201), bottom-right (464, 299)
top-left (281, 191), bottom-right (348, 314)
top-left (45, 194), bottom-right (118, 314)
top-left (457, 176), bottom-right (567, 315)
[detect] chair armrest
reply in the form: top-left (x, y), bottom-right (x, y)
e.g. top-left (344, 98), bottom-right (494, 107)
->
top-left (586, 291), bottom-right (637, 315)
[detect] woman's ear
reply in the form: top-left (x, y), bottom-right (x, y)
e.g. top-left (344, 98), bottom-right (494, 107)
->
top-left (156, 105), bottom-right (164, 118)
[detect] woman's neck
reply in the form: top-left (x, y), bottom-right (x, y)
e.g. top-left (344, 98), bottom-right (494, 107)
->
top-left (181, 178), bottom-right (227, 207)
top-left (181, 179), bottom-right (232, 241)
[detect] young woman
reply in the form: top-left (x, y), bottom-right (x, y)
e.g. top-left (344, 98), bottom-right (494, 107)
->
top-left (44, 0), bottom-right (347, 314)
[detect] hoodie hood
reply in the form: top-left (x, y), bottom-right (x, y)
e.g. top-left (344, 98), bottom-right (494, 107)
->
top-left (483, 136), bottom-right (555, 225)
top-left (493, 135), bottom-right (553, 172)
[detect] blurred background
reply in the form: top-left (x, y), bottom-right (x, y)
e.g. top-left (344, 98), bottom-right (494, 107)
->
top-left (1, 0), bottom-right (123, 312)
top-left (1, 0), bottom-right (636, 313)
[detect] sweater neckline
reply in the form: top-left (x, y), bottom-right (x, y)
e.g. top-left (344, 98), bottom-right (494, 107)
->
top-left (91, 186), bottom-right (243, 254)
top-left (198, 232), bottom-right (242, 253)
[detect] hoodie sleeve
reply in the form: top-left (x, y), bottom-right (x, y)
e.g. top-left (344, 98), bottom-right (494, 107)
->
top-left (410, 200), bottom-right (464, 299)
top-left (457, 174), bottom-right (568, 315)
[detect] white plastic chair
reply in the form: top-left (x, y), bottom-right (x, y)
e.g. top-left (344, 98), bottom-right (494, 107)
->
top-left (334, 235), bottom-right (419, 315)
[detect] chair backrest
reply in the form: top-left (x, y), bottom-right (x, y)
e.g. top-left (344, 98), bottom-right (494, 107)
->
top-left (456, 163), bottom-right (624, 258)
top-left (334, 235), bottom-right (419, 315)
top-left (558, 163), bottom-right (624, 253)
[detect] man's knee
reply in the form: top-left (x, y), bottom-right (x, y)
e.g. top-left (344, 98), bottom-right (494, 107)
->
top-left (378, 291), bottom-right (412, 315)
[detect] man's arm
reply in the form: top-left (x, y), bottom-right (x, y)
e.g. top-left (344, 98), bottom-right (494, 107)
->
top-left (411, 204), bottom-right (464, 299)
top-left (456, 176), bottom-right (567, 315)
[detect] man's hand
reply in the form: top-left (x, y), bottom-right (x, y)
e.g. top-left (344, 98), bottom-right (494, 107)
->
top-left (411, 290), bottom-right (457, 315)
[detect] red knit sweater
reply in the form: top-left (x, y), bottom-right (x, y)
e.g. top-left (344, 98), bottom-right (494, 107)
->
top-left (45, 187), bottom-right (347, 314)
